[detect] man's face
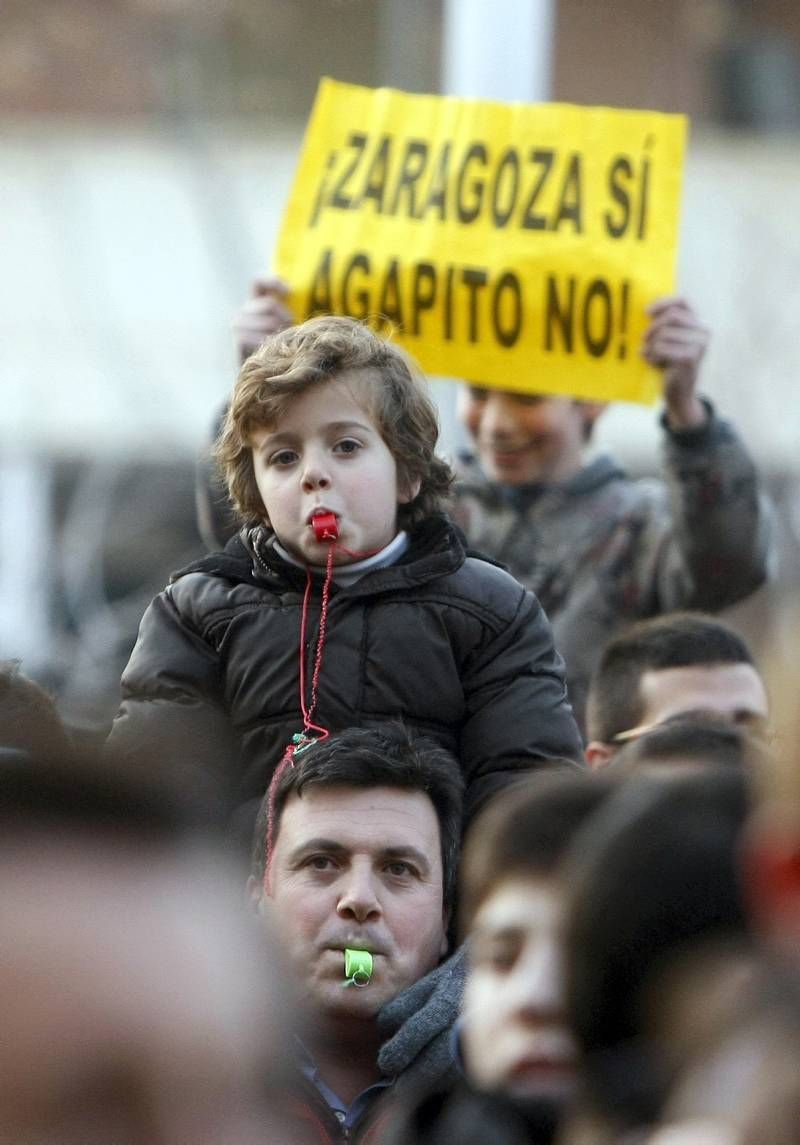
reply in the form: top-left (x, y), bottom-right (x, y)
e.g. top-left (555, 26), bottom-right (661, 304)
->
top-left (458, 386), bottom-right (599, 485)
top-left (635, 663), bottom-right (770, 739)
top-left (266, 785), bottom-right (448, 1020)
top-left (251, 371), bottom-right (416, 566)
top-left (461, 877), bottom-right (578, 1102)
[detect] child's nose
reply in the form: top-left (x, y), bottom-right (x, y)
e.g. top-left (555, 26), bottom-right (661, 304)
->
top-left (301, 462), bottom-right (331, 492)
top-left (514, 938), bottom-right (564, 1020)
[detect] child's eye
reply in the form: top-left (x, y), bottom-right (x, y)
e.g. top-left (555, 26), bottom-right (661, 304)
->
top-left (472, 937), bottom-right (521, 973)
top-left (487, 940), bottom-right (521, 973)
top-left (333, 438), bottom-right (362, 455)
top-left (269, 449), bottom-right (298, 466)
top-left (489, 950), bottom-right (518, 973)
top-left (467, 386), bottom-right (489, 401)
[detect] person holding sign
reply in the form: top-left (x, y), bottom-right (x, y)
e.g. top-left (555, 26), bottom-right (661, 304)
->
top-left (204, 280), bottom-right (770, 737)
top-left (112, 312), bottom-right (583, 836)
top-left (451, 292), bottom-right (771, 731)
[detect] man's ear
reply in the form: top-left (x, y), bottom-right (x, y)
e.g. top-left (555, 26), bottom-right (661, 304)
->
top-left (245, 874), bottom-right (264, 914)
top-left (398, 476), bottom-right (422, 506)
top-left (585, 741), bottom-right (616, 771)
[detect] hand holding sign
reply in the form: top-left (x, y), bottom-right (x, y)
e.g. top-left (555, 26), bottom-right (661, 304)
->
top-left (233, 275), bottom-right (292, 364)
top-left (275, 79), bottom-right (688, 405)
top-left (643, 297), bottom-right (709, 429)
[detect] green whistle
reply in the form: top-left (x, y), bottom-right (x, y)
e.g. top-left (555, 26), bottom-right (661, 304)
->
top-left (344, 948), bottom-right (373, 986)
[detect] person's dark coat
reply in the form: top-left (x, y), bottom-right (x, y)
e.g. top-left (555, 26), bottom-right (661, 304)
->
top-left (380, 1080), bottom-right (562, 1145)
top-left (108, 515), bottom-right (582, 822)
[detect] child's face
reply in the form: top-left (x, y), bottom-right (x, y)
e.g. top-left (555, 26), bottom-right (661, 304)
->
top-left (458, 385), bottom-right (600, 485)
top-left (461, 876), bottom-right (579, 1102)
top-left (250, 371), bottom-right (414, 565)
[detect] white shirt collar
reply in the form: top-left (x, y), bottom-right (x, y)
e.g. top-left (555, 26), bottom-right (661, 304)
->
top-left (274, 531), bottom-right (410, 586)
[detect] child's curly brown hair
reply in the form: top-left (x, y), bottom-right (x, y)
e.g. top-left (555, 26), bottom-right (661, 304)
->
top-left (215, 315), bottom-right (454, 530)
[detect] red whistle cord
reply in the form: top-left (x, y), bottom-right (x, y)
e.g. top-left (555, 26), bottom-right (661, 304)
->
top-left (264, 529), bottom-right (384, 889)
top-left (298, 545), bottom-right (335, 741)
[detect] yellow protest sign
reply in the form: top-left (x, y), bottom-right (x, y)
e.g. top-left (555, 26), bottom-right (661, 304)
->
top-left (275, 78), bottom-right (687, 404)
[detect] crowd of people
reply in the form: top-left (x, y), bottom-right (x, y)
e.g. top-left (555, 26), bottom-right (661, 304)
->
top-left (3, 277), bottom-right (799, 1144)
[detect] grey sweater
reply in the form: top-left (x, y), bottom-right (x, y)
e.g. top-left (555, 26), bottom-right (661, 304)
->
top-left (450, 405), bottom-right (771, 734)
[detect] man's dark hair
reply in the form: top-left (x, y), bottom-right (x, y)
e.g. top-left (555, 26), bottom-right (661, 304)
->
top-left (459, 771), bottom-right (617, 936)
top-left (565, 769), bottom-right (751, 1126)
top-left (0, 661), bottom-right (72, 757)
top-left (586, 613), bottom-right (756, 744)
top-left (252, 724), bottom-right (465, 908)
top-left (612, 715), bottom-right (770, 775)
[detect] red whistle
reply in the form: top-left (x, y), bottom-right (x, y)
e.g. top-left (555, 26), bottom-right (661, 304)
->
top-left (311, 511), bottom-right (339, 542)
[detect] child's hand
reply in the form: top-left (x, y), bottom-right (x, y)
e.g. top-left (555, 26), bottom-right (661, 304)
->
top-left (643, 296), bottom-right (709, 431)
top-left (234, 275), bottom-right (293, 363)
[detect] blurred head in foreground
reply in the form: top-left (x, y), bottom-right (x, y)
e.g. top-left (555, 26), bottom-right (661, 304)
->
top-left (647, 963), bottom-right (800, 1145)
top-left (0, 750), bottom-right (290, 1145)
top-left (641, 601), bottom-right (800, 1144)
top-left (740, 598), bottom-right (800, 970)
top-left (565, 769), bottom-right (752, 1134)
top-left (610, 715), bottom-right (771, 778)
top-left (458, 772), bottom-right (617, 1115)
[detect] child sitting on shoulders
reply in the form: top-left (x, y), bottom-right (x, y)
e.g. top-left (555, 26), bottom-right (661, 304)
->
top-left (108, 316), bottom-right (582, 825)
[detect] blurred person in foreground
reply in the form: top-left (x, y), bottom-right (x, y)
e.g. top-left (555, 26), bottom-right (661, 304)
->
top-left (563, 768), bottom-right (754, 1144)
top-left (247, 724), bottom-right (466, 1143)
top-left (610, 714), bottom-right (772, 777)
top-left (584, 614), bottom-right (800, 1145)
top-left (642, 955), bottom-right (800, 1145)
top-left (584, 612), bottom-right (769, 769)
top-left (632, 610), bottom-right (800, 1142)
top-left (744, 600), bottom-right (800, 969)
top-left (382, 770), bottom-right (617, 1145)
top-left (630, 700), bottom-right (800, 1145)
top-left (202, 279), bottom-right (771, 733)
top-left (0, 747), bottom-right (292, 1145)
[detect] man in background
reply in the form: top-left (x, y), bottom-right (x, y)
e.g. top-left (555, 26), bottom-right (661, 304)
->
top-left (583, 611), bottom-right (769, 768)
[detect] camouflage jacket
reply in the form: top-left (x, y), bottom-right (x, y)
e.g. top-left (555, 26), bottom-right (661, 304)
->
top-left (450, 406), bottom-right (771, 735)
